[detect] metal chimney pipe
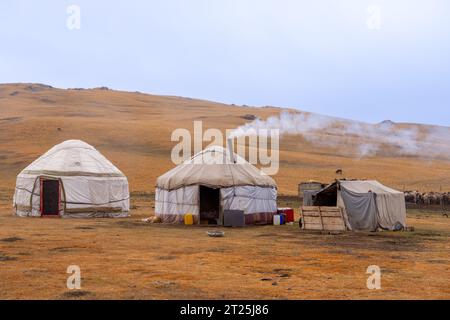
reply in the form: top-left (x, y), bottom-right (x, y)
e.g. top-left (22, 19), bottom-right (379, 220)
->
top-left (227, 138), bottom-right (235, 163)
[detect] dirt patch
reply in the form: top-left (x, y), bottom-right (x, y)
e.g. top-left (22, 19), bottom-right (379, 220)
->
top-left (60, 290), bottom-right (93, 299)
top-left (1, 236), bottom-right (23, 242)
top-left (256, 232), bottom-right (281, 238)
top-left (207, 247), bottom-right (226, 253)
top-left (0, 117), bottom-right (21, 123)
top-left (49, 247), bottom-right (74, 253)
top-left (130, 191), bottom-right (154, 198)
top-left (23, 268), bottom-right (48, 275)
top-left (114, 220), bottom-right (148, 229)
top-left (409, 230), bottom-right (449, 238)
top-left (427, 259), bottom-right (449, 264)
top-left (241, 114), bottom-right (257, 121)
top-left (40, 98), bottom-right (56, 104)
top-left (328, 248), bottom-right (354, 255)
top-left (64, 112), bottom-right (102, 118)
top-left (273, 268), bottom-right (293, 278)
top-left (314, 232), bottom-right (424, 253)
top-left (0, 252), bottom-right (17, 261)
top-left (152, 280), bottom-right (178, 288)
top-left (17, 252), bottom-right (32, 256)
top-left (75, 226), bottom-right (95, 230)
top-left (156, 255), bottom-right (177, 260)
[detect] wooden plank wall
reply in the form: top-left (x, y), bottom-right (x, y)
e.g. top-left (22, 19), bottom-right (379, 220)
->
top-left (300, 206), bottom-right (346, 231)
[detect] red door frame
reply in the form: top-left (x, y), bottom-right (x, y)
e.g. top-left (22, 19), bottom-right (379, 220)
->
top-left (40, 177), bottom-right (61, 217)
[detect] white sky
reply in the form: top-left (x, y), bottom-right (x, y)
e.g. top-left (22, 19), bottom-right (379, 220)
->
top-left (1, 0), bottom-right (449, 125)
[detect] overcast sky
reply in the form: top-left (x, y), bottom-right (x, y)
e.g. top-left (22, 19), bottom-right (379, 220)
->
top-left (1, 0), bottom-right (449, 125)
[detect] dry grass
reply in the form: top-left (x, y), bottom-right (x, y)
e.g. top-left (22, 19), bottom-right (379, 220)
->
top-left (0, 195), bottom-right (449, 299)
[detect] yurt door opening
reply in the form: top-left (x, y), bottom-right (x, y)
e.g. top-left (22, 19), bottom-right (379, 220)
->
top-left (199, 186), bottom-right (221, 225)
top-left (40, 178), bottom-right (60, 216)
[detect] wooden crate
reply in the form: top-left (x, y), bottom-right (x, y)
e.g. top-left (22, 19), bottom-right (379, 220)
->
top-left (300, 206), bottom-right (346, 231)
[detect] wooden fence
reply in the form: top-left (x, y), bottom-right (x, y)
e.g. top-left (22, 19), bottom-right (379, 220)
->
top-left (300, 206), bottom-right (347, 231)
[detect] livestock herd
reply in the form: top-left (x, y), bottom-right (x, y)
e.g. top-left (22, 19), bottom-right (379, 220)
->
top-left (404, 191), bottom-right (450, 206)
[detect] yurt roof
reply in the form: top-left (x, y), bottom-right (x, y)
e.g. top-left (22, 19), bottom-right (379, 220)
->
top-left (156, 145), bottom-right (277, 190)
top-left (19, 140), bottom-right (125, 177)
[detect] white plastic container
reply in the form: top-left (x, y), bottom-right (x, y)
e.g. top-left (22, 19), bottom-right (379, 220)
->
top-left (273, 214), bottom-right (281, 225)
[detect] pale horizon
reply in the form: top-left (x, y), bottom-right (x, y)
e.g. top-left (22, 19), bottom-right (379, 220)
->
top-left (1, 0), bottom-right (449, 126)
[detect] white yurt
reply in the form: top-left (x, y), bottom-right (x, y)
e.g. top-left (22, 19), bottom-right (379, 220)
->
top-left (155, 145), bottom-right (277, 225)
top-left (13, 140), bottom-right (129, 218)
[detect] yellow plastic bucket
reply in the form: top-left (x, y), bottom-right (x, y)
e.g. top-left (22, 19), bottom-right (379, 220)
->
top-left (184, 213), bottom-right (194, 225)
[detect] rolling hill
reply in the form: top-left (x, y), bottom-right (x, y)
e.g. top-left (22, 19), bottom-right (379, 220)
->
top-left (1, 83), bottom-right (449, 196)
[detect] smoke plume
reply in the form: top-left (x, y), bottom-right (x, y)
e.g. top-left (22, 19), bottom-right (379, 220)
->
top-left (229, 111), bottom-right (450, 159)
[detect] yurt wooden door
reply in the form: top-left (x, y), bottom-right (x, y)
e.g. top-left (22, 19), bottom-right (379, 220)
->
top-left (40, 179), bottom-right (60, 216)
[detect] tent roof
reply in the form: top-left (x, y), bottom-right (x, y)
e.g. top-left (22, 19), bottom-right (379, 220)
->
top-left (314, 179), bottom-right (402, 198)
top-left (339, 180), bottom-right (402, 195)
top-left (19, 140), bottom-right (125, 177)
top-left (156, 146), bottom-right (277, 190)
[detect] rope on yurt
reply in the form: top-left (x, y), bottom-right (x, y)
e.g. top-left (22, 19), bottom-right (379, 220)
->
top-left (225, 147), bottom-right (237, 207)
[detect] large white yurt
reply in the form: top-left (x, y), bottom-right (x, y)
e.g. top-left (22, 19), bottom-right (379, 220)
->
top-left (13, 140), bottom-right (129, 218)
top-left (155, 145), bottom-right (277, 225)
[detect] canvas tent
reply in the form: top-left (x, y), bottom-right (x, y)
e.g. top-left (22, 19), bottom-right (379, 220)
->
top-left (13, 140), bottom-right (129, 218)
top-left (155, 146), bottom-right (277, 225)
top-left (309, 180), bottom-right (406, 231)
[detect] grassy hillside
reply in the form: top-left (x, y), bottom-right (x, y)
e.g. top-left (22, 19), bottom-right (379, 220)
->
top-left (1, 83), bottom-right (449, 195)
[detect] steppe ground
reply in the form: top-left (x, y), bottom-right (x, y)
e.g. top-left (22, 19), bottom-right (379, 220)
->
top-left (1, 191), bottom-right (449, 300)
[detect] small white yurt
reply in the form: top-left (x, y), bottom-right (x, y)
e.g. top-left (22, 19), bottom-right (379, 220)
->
top-left (155, 146), bottom-right (277, 225)
top-left (13, 140), bottom-right (129, 218)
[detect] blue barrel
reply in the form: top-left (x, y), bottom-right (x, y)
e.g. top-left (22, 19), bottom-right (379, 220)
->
top-left (279, 213), bottom-right (286, 225)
